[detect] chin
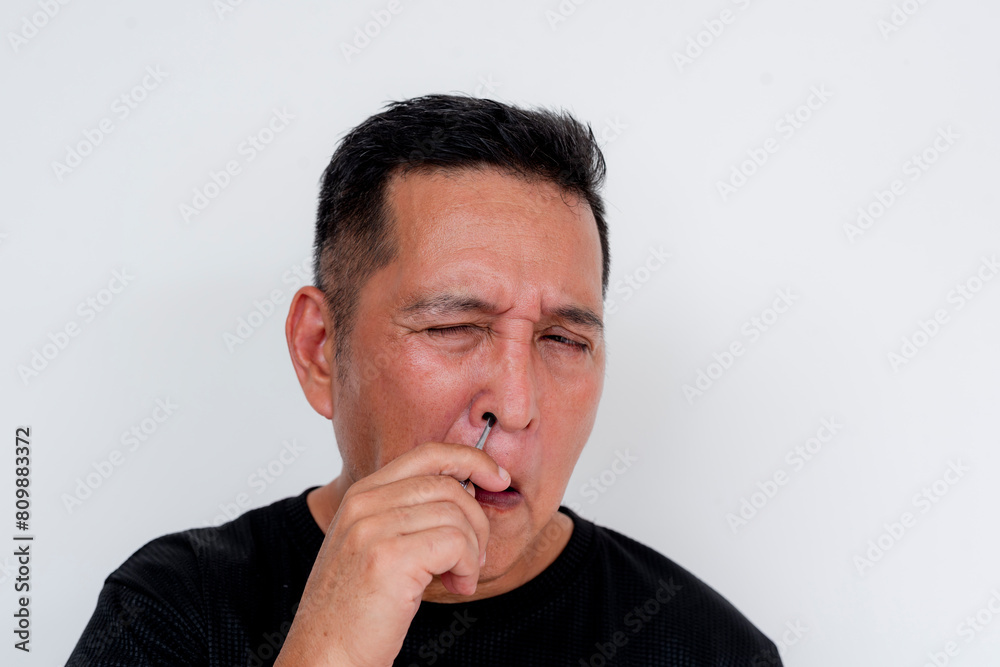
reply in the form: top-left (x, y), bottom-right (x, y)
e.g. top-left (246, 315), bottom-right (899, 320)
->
top-left (479, 549), bottom-right (519, 581)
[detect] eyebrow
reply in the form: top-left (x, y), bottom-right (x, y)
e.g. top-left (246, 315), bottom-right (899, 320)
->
top-left (400, 292), bottom-right (605, 339)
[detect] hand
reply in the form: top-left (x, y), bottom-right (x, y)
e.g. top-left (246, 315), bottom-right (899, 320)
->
top-left (274, 441), bottom-right (512, 666)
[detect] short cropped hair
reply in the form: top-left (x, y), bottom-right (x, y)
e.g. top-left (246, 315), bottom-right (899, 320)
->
top-left (314, 93), bottom-right (609, 380)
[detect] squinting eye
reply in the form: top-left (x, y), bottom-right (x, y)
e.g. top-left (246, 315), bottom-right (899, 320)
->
top-left (546, 335), bottom-right (588, 351)
top-left (427, 325), bottom-right (479, 336)
top-left (427, 327), bottom-right (588, 352)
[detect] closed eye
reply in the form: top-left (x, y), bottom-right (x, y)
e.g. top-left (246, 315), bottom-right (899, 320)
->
top-left (426, 326), bottom-right (588, 351)
top-left (427, 325), bottom-right (480, 336)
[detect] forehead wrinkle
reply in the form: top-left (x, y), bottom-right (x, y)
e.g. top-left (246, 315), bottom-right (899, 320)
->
top-left (386, 168), bottom-right (604, 341)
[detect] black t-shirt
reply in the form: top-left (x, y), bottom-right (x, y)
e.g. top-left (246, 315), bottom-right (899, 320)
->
top-left (67, 486), bottom-right (782, 666)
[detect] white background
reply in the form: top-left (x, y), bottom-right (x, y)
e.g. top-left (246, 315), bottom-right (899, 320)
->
top-left (2, 0), bottom-right (999, 664)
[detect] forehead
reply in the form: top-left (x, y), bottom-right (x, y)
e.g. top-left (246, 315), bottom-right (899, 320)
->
top-left (381, 166), bottom-right (604, 316)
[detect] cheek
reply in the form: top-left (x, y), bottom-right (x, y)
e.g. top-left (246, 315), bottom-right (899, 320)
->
top-left (396, 342), bottom-right (471, 401)
top-left (358, 339), bottom-right (475, 452)
top-left (537, 375), bottom-right (600, 476)
top-left (548, 369), bottom-right (601, 427)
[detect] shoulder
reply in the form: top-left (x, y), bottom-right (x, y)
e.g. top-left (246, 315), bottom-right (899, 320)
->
top-left (565, 508), bottom-right (781, 664)
top-left (90, 491), bottom-right (307, 635)
top-left (109, 491), bottom-right (302, 592)
top-left (68, 493), bottom-right (308, 664)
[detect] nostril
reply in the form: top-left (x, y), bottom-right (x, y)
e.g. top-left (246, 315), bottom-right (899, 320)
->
top-left (484, 412), bottom-right (497, 426)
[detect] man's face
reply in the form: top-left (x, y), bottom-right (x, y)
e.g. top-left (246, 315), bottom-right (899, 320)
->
top-left (331, 166), bottom-right (606, 577)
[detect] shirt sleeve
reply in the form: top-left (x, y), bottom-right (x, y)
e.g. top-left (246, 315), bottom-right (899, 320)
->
top-left (66, 534), bottom-right (209, 666)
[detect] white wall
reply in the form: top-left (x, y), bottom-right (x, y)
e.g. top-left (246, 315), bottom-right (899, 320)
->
top-left (3, 1), bottom-right (999, 664)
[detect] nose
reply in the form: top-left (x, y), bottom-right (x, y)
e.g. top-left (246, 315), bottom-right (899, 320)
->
top-left (474, 337), bottom-right (539, 433)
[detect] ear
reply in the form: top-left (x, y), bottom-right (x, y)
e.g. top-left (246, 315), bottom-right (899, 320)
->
top-left (285, 286), bottom-right (337, 419)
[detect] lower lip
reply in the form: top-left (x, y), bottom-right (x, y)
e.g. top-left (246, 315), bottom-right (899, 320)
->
top-left (475, 488), bottom-right (522, 510)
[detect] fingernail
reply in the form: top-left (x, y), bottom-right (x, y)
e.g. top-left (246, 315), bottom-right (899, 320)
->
top-left (497, 466), bottom-right (511, 483)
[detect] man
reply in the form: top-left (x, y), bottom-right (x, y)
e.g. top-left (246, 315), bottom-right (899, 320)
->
top-left (69, 95), bottom-right (781, 666)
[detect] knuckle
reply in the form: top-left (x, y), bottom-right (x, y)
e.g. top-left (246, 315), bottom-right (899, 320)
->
top-left (339, 487), bottom-right (370, 521)
top-left (437, 524), bottom-right (467, 549)
top-left (444, 500), bottom-right (466, 522)
top-left (412, 477), bottom-right (437, 502)
top-left (414, 474), bottom-right (452, 502)
top-left (417, 440), bottom-right (448, 458)
top-left (433, 500), bottom-right (465, 526)
top-left (345, 514), bottom-right (378, 548)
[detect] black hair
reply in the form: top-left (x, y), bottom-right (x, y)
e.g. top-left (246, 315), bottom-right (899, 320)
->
top-left (314, 93), bottom-right (609, 380)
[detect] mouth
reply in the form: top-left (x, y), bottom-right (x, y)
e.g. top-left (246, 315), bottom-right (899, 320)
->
top-left (475, 485), bottom-right (522, 510)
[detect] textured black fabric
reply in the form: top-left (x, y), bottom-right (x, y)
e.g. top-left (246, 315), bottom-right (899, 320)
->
top-left (67, 486), bottom-right (782, 666)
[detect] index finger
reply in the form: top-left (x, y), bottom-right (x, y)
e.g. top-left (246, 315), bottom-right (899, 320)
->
top-left (364, 441), bottom-right (511, 494)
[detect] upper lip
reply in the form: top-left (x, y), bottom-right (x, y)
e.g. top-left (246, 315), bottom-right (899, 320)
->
top-left (462, 421), bottom-right (518, 490)
top-left (480, 447), bottom-right (517, 490)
